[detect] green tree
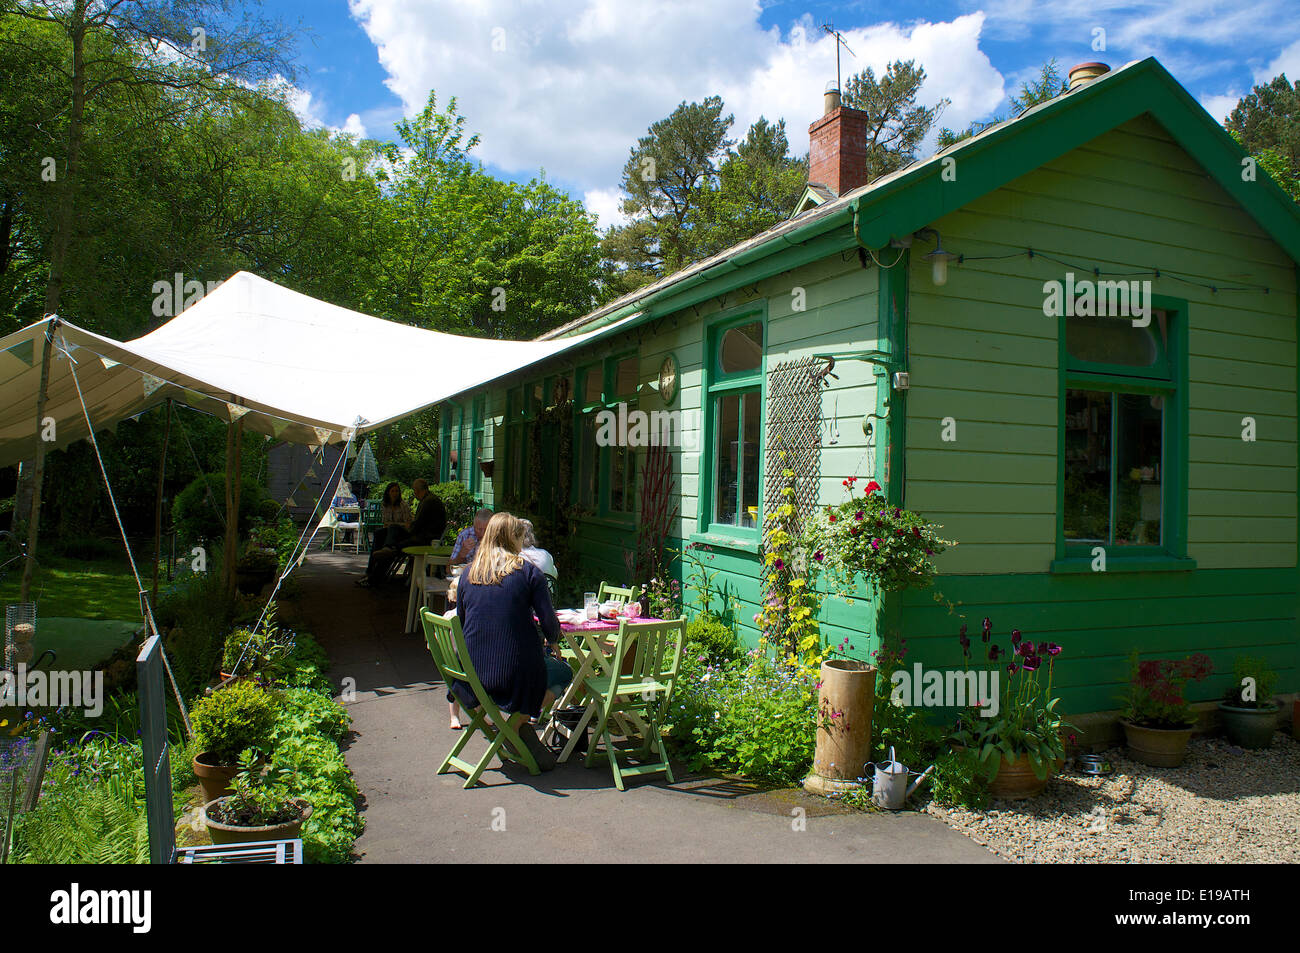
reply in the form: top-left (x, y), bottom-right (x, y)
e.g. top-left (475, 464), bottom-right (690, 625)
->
top-left (841, 60), bottom-right (949, 182)
top-left (938, 59), bottom-right (1065, 149)
top-left (697, 116), bottom-right (808, 255)
top-left (600, 96), bottom-right (735, 292)
top-left (1226, 74), bottom-right (1300, 201)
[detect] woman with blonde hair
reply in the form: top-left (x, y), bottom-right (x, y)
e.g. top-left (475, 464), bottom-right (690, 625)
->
top-left (449, 512), bottom-right (563, 767)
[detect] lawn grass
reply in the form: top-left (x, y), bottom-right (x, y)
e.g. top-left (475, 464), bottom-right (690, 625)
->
top-left (0, 555), bottom-right (147, 621)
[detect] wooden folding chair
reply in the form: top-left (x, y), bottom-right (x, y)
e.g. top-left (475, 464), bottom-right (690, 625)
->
top-left (583, 617), bottom-right (685, 791)
top-left (419, 608), bottom-right (542, 788)
top-left (597, 582), bottom-right (641, 607)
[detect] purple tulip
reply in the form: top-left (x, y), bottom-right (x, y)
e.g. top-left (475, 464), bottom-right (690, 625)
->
top-left (1022, 655), bottom-right (1041, 672)
top-left (1046, 643), bottom-right (1061, 656)
top-left (1006, 663), bottom-right (1019, 676)
top-left (1010, 629), bottom-right (1022, 644)
top-left (988, 645), bottom-right (1002, 661)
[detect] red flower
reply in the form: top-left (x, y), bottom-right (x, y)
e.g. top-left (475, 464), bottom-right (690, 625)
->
top-left (864, 480), bottom-right (881, 494)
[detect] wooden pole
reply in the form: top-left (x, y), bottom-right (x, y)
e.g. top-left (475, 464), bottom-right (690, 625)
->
top-left (151, 399), bottom-right (172, 609)
top-left (221, 419), bottom-right (243, 596)
top-left (19, 319), bottom-right (57, 604)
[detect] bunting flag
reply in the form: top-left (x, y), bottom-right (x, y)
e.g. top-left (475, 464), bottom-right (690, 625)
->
top-left (271, 418), bottom-right (289, 438)
top-left (226, 403), bottom-right (250, 422)
top-left (308, 445), bottom-right (318, 455)
top-left (100, 356), bottom-right (119, 370)
top-left (141, 374), bottom-right (165, 397)
top-left (304, 467), bottom-right (317, 479)
top-left (313, 427), bottom-right (333, 446)
top-left (285, 495), bottom-right (297, 507)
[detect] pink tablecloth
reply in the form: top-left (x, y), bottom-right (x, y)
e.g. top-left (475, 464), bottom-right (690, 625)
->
top-left (559, 616), bottom-right (664, 633)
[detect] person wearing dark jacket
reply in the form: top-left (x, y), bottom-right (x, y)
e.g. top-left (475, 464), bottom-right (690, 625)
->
top-left (359, 478), bottom-right (446, 586)
top-left (449, 512), bottom-right (561, 768)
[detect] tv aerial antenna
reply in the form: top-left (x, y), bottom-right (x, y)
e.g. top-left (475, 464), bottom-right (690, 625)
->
top-left (821, 23), bottom-right (856, 93)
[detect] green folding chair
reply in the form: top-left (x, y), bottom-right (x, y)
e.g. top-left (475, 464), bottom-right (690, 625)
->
top-left (360, 500), bottom-right (383, 551)
top-left (583, 617), bottom-right (685, 791)
top-left (419, 608), bottom-right (542, 788)
top-left (597, 582), bottom-right (642, 607)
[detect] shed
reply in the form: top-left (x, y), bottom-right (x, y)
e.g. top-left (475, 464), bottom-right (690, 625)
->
top-left (439, 58), bottom-right (1299, 716)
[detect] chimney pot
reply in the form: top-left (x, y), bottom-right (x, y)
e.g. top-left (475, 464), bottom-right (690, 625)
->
top-left (824, 81), bottom-right (841, 115)
top-left (1068, 62), bottom-right (1110, 90)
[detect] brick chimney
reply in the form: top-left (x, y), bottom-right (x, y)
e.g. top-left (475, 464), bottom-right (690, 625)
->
top-left (808, 85), bottom-right (870, 196)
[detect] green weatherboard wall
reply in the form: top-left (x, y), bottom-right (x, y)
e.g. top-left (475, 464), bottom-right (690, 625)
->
top-left (441, 76), bottom-right (1299, 715)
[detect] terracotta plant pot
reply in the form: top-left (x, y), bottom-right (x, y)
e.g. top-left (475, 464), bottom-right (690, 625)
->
top-left (1121, 719), bottom-right (1193, 767)
top-left (202, 797), bottom-right (312, 846)
top-left (988, 753), bottom-right (1051, 800)
top-left (192, 751), bottom-right (241, 803)
top-left (803, 659), bottom-right (876, 797)
top-left (1218, 701), bottom-right (1280, 749)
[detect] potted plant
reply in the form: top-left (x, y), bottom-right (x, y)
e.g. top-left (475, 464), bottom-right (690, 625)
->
top-left (1219, 655), bottom-right (1280, 749)
top-left (235, 543), bottom-right (278, 595)
top-left (950, 619), bottom-right (1072, 799)
top-left (1119, 651), bottom-right (1212, 767)
top-left (796, 475), bottom-right (953, 795)
top-left (189, 679), bottom-right (280, 802)
top-left (201, 749), bottom-right (312, 846)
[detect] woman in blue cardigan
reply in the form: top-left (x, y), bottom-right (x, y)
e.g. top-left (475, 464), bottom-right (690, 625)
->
top-left (451, 512), bottom-right (568, 767)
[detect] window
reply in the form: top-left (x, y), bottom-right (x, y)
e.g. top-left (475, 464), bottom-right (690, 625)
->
top-left (705, 313), bottom-right (764, 534)
top-left (469, 395), bottom-right (485, 494)
top-left (439, 409), bottom-right (452, 483)
top-left (503, 387), bottom-right (525, 503)
top-left (572, 357), bottom-right (638, 518)
top-left (1061, 307), bottom-right (1185, 560)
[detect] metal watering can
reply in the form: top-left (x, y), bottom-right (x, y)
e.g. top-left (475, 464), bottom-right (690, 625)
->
top-left (862, 747), bottom-right (934, 810)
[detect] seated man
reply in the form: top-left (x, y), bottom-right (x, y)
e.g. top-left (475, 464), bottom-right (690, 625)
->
top-left (449, 508), bottom-right (492, 568)
top-left (358, 477), bottom-right (446, 586)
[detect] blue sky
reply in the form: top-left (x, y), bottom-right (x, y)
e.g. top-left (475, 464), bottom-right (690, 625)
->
top-left (267, 1), bottom-right (1300, 227)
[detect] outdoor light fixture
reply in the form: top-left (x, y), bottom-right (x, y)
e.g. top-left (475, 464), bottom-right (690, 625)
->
top-left (917, 228), bottom-right (958, 286)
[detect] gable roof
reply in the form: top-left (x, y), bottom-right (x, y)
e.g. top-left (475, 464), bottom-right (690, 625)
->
top-left (541, 57), bottom-right (1300, 345)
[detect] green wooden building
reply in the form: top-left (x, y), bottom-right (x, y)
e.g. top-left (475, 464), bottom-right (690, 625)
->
top-left (438, 58), bottom-right (1300, 716)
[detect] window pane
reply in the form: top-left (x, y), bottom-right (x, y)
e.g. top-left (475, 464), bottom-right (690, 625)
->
top-left (583, 368), bottom-right (601, 406)
top-left (713, 394), bottom-right (740, 524)
top-left (1065, 314), bottom-right (1162, 368)
top-left (740, 390), bottom-right (761, 527)
top-left (1063, 390), bottom-right (1112, 543)
top-left (719, 321), bottom-right (763, 375)
top-left (610, 445), bottom-right (634, 513)
top-left (614, 356), bottom-right (638, 397)
top-left (579, 413), bottom-right (597, 506)
top-left (1114, 392), bottom-right (1163, 545)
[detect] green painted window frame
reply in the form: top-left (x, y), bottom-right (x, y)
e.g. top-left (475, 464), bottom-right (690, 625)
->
top-left (573, 363), bottom-right (601, 511)
top-left (439, 407), bottom-right (452, 483)
top-left (469, 395), bottom-right (485, 494)
top-left (570, 356), bottom-right (638, 523)
top-left (698, 304), bottom-right (767, 543)
top-left (604, 352), bottom-right (638, 518)
top-left (1053, 295), bottom-right (1192, 572)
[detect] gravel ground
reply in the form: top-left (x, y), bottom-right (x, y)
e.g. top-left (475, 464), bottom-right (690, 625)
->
top-left (925, 733), bottom-right (1300, 863)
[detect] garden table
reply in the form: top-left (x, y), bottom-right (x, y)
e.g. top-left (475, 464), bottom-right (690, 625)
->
top-left (545, 616), bottom-right (662, 763)
top-left (403, 545), bottom-right (451, 633)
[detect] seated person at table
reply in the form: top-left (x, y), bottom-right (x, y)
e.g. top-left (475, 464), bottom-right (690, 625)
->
top-left (448, 513), bottom-right (563, 767)
top-left (518, 519), bottom-right (557, 581)
top-left (449, 508), bottom-right (492, 568)
top-left (372, 482), bottom-right (413, 552)
top-left (358, 477), bottom-right (446, 586)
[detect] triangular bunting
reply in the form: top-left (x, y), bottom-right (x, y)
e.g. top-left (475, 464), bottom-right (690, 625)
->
top-left (100, 356), bottom-right (119, 370)
top-left (141, 374), bottom-right (165, 397)
top-left (285, 495), bottom-right (297, 507)
top-left (271, 419), bottom-right (289, 438)
top-left (313, 427), bottom-right (333, 446)
top-left (226, 403), bottom-right (250, 422)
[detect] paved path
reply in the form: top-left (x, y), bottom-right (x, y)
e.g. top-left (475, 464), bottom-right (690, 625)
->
top-left (296, 552), bottom-right (998, 864)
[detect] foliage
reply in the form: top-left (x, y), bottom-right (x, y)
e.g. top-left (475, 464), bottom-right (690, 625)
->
top-left (938, 59), bottom-right (1065, 147)
top-left (950, 619), bottom-right (1074, 781)
top-left (1120, 650), bottom-right (1212, 728)
top-left (189, 680), bottom-right (279, 764)
top-left (804, 477), bottom-right (952, 598)
top-left (686, 615), bottom-right (743, 665)
top-left (1225, 655), bottom-right (1279, 709)
top-left (669, 648), bottom-right (818, 785)
top-left (870, 636), bottom-right (942, 766)
top-left (601, 102), bottom-right (805, 293)
top-left (929, 746), bottom-right (991, 810)
top-left (643, 573), bottom-right (682, 624)
top-left (207, 748), bottom-right (302, 828)
top-left (170, 472), bottom-right (267, 547)
top-left (755, 459), bottom-right (824, 663)
top-left (431, 480), bottom-right (479, 537)
top-left (267, 689), bottom-right (361, 864)
top-left (9, 736), bottom-right (190, 864)
top-left (155, 566), bottom-right (234, 697)
top-left (841, 60), bottom-right (949, 182)
top-left (676, 541), bottom-right (724, 619)
top-left (1226, 73), bottom-right (1299, 197)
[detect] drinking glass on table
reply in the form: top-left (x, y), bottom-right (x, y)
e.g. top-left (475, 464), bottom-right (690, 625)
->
top-left (584, 592), bottom-right (598, 621)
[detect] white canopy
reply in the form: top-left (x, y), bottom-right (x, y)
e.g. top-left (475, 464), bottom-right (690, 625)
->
top-left (0, 271), bottom-right (633, 466)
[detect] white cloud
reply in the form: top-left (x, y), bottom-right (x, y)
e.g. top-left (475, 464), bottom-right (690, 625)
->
top-left (347, 1), bottom-right (1005, 198)
top-left (1261, 38), bottom-right (1300, 82)
top-left (342, 113), bottom-right (368, 137)
top-left (1199, 91), bottom-right (1240, 124)
top-left (583, 187), bottom-right (627, 229)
